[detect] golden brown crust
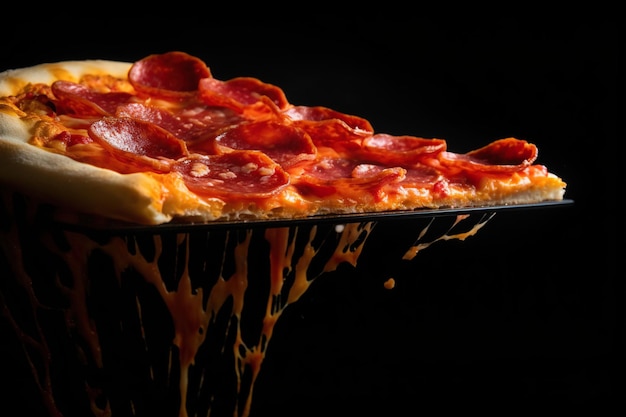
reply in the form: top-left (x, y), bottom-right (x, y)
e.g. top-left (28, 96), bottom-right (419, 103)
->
top-left (0, 61), bottom-right (183, 224)
top-left (0, 108), bottom-right (171, 224)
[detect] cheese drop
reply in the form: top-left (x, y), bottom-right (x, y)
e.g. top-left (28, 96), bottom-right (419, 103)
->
top-left (0, 190), bottom-right (494, 417)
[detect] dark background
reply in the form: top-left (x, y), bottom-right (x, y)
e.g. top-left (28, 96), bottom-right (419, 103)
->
top-left (1, 11), bottom-right (623, 415)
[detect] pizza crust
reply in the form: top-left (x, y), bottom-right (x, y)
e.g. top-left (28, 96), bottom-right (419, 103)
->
top-left (0, 107), bottom-right (170, 224)
top-left (0, 61), bottom-right (197, 225)
top-left (0, 60), bottom-right (132, 96)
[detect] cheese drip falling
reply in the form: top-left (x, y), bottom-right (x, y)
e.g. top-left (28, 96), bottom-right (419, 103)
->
top-left (0, 195), bottom-right (494, 417)
top-left (403, 213), bottom-right (495, 260)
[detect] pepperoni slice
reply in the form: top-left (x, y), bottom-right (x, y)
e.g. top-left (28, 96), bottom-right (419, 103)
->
top-left (284, 106), bottom-right (374, 154)
top-left (198, 76), bottom-right (289, 114)
top-left (289, 118), bottom-right (369, 153)
top-left (466, 137), bottom-right (538, 166)
top-left (396, 164), bottom-right (453, 197)
top-left (361, 134), bottom-right (447, 165)
top-left (439, 138), bottom-right (538, 172)
top-left (173, 151), bottom-right (290, 199)
top-left (116, 103), bottom-right (195, 139)
top-left (294, 156), bottom-right (405, 201)
top-left (51, 80), bottom-right (134, 116)
top-left (128, 51), bottom-right (212, 100)
top-left (284, 105), bottom-right (374, 133)
top-left (212, 120), bottom-right (316, 167)
top-left (88, 117), bottom-right (189, 171)
top-left (115, 102), bottom-right (241, 145)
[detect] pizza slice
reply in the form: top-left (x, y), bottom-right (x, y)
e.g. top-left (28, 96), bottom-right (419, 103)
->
top-left (0, 51), bottom-right (566, 226)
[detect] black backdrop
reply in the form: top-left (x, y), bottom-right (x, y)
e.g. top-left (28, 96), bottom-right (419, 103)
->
top-left (1, 12), bottom-right (623, 415)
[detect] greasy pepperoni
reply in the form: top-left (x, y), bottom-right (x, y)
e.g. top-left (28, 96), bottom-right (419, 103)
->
top-left (128, 51), bottom-right (211, 100)
top-left (88, 117), bottom-right (189, 171)
top-left (212, 120), bottom-right (316, 167)
top-left (115, 102), bottom-right (241, 145)
top-left (116, 103), bottom-right (193, 138)
top-left (198, 76), bottom-right (290, 114)
top-left (401, 163), bottom-right (443, 187)
top-left (173, 151), bottom-right (290, 198)
top-left (51, 80), bottom-right (134, 116)
top-left (361, 134), bottom-right (447, 165)
top-left (284, 105), bottom-right (374, 133)
top-left (227, 77), bottom-right (289, 110)
top-left (466, 137), bottom-right (538, 166)
top-left (398, 163), bottom-right (451, 197)
top-left (299, 156), bottom-right (354, 181)
top-left (294, 156), bottom-right (405, 200)
top-left (301, 157), bottom-right (404, 183)
top-left (289, 118), bottom-right (369, 153)
top-left (439, 138), bottom-right (538, 172)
